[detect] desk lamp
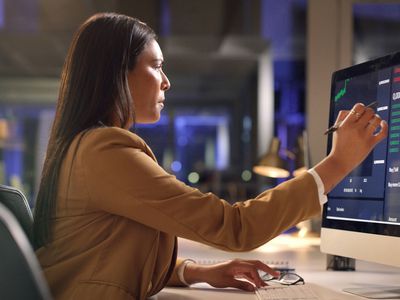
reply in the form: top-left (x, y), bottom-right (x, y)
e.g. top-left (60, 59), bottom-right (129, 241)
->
top-left (0, 119), bottom-right (8, 141)
top-left (293, 132), bottom-right (309, 177)
top-left (253, 137), bottom-right (290, 178)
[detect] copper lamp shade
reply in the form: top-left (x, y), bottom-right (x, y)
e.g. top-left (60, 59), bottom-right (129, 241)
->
top-left (293, 131), bottom-right (309, 177)
top-left (253, 137), bottom-right (290, 178)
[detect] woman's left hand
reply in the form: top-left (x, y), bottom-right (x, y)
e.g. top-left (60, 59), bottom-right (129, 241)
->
top-left (184, 259), bottom-right (280, 292)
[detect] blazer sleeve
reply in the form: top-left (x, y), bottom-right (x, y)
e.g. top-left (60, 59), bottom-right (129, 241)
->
top-left (166, 258), bottom-right (186, 287)
top-left (80, 127), bottom-right (321, 252)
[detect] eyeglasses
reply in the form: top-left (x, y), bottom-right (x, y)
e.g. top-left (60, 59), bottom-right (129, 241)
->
top-left (262, 272), bottom-right (305, 286)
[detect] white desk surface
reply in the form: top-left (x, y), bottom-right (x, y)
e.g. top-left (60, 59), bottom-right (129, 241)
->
top-left (152, 235), bottom-right (400, 299)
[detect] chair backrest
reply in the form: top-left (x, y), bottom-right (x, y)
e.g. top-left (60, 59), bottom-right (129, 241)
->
top-left (0, 184), bottom-right (33, 242)
top-left (0, 202), bottom-right (52, 300)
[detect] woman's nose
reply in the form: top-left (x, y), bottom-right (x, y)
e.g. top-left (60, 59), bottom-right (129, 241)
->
top-left (161, 70), bottom-right (170, 91)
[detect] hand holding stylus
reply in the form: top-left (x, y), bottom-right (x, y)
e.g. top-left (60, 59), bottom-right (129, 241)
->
top-left (315, 102), bottom-right (388, 194)
top-left (324, 101), bottom-right (378, 135)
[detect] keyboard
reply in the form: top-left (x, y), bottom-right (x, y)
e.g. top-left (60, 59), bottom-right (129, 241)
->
top-left (256, 285), bottom-right (318, 300)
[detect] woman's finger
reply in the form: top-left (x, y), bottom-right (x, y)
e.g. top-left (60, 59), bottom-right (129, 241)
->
top-left (345, 103), bottom-right (366, 123)
top-left (229, 259), bottom-right (275, 287)
top-left (365, 114), bottom-right (382, 134)
top-left (241, 266), bottom-right (266, 287)
top-left (231, 262), bottom-right (265, 287)
top-left (232, 278), bottom-right (256, 292)
top-left (357, 107), bottom-right (375, 127)
top-left (335, 110), bottom-right (350, 125)
top-left (236, 272), bottom-right (267, 288)
top-left (246, 268), bottom-right (267, 287)
top-left (242, 260), bottom-right (278, 286)
top-left (372, 120), bottom-right (388, 144)
top-left (252, 260), bottom-right (280, 278)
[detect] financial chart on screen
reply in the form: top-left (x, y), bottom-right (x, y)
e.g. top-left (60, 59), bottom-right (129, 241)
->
top-left (326, 61), bottom-right (400, 229)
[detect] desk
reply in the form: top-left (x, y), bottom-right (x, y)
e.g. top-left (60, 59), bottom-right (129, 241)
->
top-left (153, 235), bottom-right (400, 299)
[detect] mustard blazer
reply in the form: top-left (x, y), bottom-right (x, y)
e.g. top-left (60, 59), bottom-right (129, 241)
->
top-left (36, 127), bottom-right (320, 300)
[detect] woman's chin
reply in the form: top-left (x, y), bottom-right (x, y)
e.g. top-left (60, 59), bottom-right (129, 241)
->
top-left (136, 115), bottom-right (160, 124)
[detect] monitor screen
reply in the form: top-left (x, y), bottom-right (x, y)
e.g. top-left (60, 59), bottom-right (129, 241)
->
top-left (321, 51), bottom-right (400, 268)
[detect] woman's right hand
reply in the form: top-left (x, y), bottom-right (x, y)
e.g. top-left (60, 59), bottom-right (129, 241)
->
top-left (314, 102), bottom-right (388, 194)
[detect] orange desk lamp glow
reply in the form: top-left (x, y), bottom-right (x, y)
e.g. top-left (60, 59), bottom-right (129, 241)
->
top-left (253, 137), bottom-right (290, 178)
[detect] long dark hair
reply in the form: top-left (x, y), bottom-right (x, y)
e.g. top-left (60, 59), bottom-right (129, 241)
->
top-left (33, 13), bottom-right (156, 248)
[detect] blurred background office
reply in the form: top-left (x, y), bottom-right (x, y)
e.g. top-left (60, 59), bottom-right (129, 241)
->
top-left (0, 0), bottom-right (399, 225)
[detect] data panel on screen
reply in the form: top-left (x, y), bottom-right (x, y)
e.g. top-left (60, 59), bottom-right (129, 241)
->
top-left (324, 53), bottom-right (400, 232)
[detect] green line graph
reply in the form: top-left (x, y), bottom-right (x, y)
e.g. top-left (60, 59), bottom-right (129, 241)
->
top-left (334, 79), bottom-right (350, 102)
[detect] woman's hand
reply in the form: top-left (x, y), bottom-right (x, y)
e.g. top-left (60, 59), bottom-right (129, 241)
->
top-left (315, 102), bottom-right (388, 193)
top-left (183, 259), bottom-right (279, 292)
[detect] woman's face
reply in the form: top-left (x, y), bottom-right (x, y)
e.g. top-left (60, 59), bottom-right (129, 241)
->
top-left (128, 39), bottom-right (170, 124)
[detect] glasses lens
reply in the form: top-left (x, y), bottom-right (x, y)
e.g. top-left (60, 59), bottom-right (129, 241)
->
top-left (279, 273), bottom-right (303, 285)
top-left (261, 273), bottom-right (276, 281)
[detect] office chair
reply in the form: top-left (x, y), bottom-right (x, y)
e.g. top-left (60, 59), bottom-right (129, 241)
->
top-left (0, 202), bottom-right (52, 300)
top-left (0, 184), bottom-right (33, 242)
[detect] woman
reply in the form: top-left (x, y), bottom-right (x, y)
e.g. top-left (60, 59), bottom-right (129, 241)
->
top-left (34, 13), bottom-right (387, 300)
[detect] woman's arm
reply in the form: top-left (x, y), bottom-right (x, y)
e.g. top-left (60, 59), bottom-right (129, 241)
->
top-left (81, 128), bottom-right (322, 252)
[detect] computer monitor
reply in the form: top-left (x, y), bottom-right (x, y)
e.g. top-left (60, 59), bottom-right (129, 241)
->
top-left (321, 52), bottom-right (400, 298)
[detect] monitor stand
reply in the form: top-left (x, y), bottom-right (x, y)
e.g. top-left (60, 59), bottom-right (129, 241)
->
top-left (344, 286), bottom-right (400, 299)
